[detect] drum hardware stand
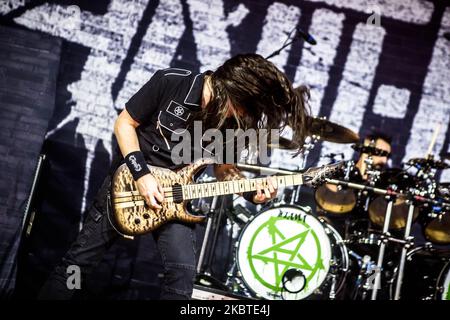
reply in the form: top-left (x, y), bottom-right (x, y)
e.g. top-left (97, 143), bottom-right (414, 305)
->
top-left (412, 194), bottom-right (450, 210)
top-left (300, 135), bottom-right (319, 168)
top-left (291, 185), bottom-right (301, 205)
top-left (196, 196), bottom-right (220, 274)
top-left (393, 199), bottom-right (416, 300)
top-left (370, 195), bottom-right (395, 300)
top-left (350, 252), bottom-right (377, 300)
top-left (197, 196), bottom-right (226, 289)
top-left (344, 160), bottom-right (353, 181)
top-left (224, 246), bottom-right (253, 298)
top-left (360, 154), bottom-right (381, 190)
top-left (196, 172), bottom-right (227, 276)
top-left (327, 265), bottom-right (340, 300)
top-left (224, 264), bottom-right (249, 296)
top-left (323, 178), bottom-right (398, 300)
top-left (325, 178), bottom-right (400, 198)
top-left (329, 274), bottom-right (337, 299)
top-left (363, 156), bottom-right (374, 183)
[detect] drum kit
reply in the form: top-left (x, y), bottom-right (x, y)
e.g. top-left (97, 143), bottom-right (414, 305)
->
top-left (195, 117), bottom-right (450, 300)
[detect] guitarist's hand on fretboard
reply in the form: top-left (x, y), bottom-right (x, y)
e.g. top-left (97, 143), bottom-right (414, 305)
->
top-left (253, 176), bottom-right (278, 204)
top-left (136, 174), bottom-right (164, 209)
top-left (214, 164), bottom-right (278, 204)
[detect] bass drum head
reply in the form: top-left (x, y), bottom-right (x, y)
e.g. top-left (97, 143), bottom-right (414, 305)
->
top-left (390, 246), bottom-right (450, 300)
top-left (237, 206), bottom-right (333, 300)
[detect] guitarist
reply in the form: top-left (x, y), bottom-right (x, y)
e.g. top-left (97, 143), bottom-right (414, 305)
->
top-left (38, 54), bottom-right (310, 299)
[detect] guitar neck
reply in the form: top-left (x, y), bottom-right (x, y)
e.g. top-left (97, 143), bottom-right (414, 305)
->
top-left (181, 174), bottom-right (303, 200)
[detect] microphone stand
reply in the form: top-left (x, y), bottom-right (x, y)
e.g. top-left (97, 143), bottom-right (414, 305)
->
top-left (265, 38), bottom-right (297, 60)
top-left (265, 27), bottom-right (316, 60)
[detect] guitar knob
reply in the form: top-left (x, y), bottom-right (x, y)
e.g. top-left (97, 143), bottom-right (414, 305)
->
top-left (143, 213), bottom-right (150, 219)
top-left (134, 218), bottom-right (141, 224)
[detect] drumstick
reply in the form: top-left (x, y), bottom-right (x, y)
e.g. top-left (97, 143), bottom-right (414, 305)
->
top-left (426, 122), bottom-right (441, 157)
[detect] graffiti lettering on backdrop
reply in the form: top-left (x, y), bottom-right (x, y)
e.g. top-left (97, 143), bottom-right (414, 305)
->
top-left (2, 0), bottom-right (450, 221)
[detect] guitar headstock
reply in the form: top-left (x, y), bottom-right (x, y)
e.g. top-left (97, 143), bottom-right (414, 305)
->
top-left (302, 161), bottom-right (345, 188)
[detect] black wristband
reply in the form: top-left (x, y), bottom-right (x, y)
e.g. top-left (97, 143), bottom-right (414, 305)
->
top-left (124, 151), bottom-right (150, 181)
top-left (243, 191), bottom-right (257, 204)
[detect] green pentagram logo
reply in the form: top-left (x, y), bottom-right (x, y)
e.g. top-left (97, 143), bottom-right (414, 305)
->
top-left (247, 216), bottom-right (325, 292)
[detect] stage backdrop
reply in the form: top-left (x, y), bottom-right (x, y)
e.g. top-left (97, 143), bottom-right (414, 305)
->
top-left (1, 0), bottom-right (449, 297)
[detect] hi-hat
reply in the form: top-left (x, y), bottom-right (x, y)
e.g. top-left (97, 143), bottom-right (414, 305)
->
top-left (307, 117), bottom-right (360, 144)
top-left (407, 157), bottom-right (450, 170)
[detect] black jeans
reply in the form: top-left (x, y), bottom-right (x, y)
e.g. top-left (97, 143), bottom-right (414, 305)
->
top-left (38, 177), bottom-right (198, 300)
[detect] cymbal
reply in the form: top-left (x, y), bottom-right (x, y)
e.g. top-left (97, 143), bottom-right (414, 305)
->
top-left (407, 157), bottom-right (450, 170)
top-left (307, 117), bottom-right (359, 144)
top-left (351, 143), bottom-right (390, 157)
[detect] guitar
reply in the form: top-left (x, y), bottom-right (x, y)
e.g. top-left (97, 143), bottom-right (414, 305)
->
top-left (111, 158), bottom-right (343, 237)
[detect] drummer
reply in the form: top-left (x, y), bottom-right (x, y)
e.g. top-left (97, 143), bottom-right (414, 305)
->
top-left (354, 132), bottom-right (392, 180)
top-left (314, 132), bottom-right (393, 232)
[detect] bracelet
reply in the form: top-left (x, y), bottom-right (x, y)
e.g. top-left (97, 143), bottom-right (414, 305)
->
top-left (124, 151), bottom-right (150, 181)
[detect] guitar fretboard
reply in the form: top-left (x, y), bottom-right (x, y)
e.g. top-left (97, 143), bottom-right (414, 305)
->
top-left (181, 174), bottom-right (303, 200)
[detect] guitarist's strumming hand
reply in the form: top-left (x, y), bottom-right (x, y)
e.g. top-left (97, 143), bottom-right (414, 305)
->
top-left (114, 109), bottom-right (165, 210)
top-left (136, 174), bottom-right (164, 210)
top-left (253, 176), bottom-right (278, 204)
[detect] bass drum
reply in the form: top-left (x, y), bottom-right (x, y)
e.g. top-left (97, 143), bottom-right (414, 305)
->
top-left (390, 246), bottom-right (450, 300)
top-left (236, 206), bottom-right (349, 300)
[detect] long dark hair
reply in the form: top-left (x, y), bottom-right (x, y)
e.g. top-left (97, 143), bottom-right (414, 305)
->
top-left (198, 53), bottom-right (310, 153)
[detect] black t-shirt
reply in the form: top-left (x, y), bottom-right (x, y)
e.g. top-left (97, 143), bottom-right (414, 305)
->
top-left (93, 68), bottom-right (212, 212)
top-left (123, 68), bottom-right (208, 170)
